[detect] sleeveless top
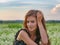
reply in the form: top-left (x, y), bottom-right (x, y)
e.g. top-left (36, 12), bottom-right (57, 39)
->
top-left (13, 29), bottom-right (41, 45)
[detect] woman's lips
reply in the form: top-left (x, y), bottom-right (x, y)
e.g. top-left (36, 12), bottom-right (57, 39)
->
top-left (29, 26), bottom-right (33, 29)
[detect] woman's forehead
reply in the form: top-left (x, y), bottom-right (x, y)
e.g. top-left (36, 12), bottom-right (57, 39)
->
top-left (27, 16), bottom-right (36, 20)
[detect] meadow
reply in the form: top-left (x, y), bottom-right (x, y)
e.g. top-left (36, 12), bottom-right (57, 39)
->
top-left (0, 22), bottom-right (60, 45)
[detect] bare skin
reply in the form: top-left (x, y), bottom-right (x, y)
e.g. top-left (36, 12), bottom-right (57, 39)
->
top-left (17, 16), bottom-right (38, 45)
top-left (37, 12), bottom-right (48, 45)
top-left (17, 12), bottom-right (48, 45)
top-left (17, 30), bottom-right (37, 45)
top-left (26, 16), bottom-right (37, 41)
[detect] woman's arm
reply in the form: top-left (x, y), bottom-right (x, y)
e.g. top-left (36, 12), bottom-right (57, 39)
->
top-left (38, 22), bottom-right (48, 44)
top-left (17, 30), bottom-right (37, 45)
top-left (37, 12), bottom-right (48, 45)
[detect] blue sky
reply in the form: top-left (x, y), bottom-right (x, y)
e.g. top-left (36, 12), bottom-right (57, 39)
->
top-left (0, 0), bottom-right (58, 7)
top-left (0, 0), bottom-right (60, 20)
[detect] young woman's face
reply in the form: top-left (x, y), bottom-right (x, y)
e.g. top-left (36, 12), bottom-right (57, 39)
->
top-left (27, 16), bottom-right (37, 32)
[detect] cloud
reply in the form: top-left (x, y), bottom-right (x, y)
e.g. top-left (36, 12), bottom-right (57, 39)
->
top-left (51, 4), bottom-right (60, 14)
top-left (0, 0), bottom-right (58, 7)
top-left (48, 4), bottom-right (60, 20)
top-left (0, 0), bottom-right (16, 3)
top-left (0, 0), bottom-right (60, 20)
top-left (18, 0), bottom-right (58, 5)
top-left (56, 0), bottom-right (60, 3)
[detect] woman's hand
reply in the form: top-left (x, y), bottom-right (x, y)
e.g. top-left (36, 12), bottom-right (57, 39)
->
top-left (37, 12), bottom-right (43, 24)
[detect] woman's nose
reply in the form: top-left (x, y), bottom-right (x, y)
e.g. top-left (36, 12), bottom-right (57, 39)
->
top-left (28, 22), bottom-right (32, 26)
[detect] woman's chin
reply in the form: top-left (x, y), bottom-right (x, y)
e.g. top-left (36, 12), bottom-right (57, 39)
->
top-left (28, 28), bottom-right (35, 32)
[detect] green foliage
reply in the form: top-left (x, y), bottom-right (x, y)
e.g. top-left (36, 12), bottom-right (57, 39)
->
top-left (46, 23), bottom-right (60, 45)
top-left (8, 23), bottom-right (23, 28)
top-left (0, 22), bottom-right (60, 45)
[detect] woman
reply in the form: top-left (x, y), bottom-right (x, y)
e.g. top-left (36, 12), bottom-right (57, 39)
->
top-left (13, 10), bottom-right (50, 45)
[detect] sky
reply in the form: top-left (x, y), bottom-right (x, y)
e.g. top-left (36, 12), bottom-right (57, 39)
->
top-left (0, 0), bottom-right (60, 20)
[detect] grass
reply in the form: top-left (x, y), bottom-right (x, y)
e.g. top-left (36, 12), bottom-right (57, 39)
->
top-left (46, 23), bottom-right (60, 45)
top-left (0, 22), bottom-right (60, 45)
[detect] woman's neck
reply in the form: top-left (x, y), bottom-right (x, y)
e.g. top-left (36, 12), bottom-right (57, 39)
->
top-left (29, 30), bottom-right (36, 41)
top-left (29, 30), bottom-right (36, 36)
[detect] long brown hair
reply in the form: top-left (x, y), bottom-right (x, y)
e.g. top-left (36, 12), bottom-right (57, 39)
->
top-left (24, 10), bottom-right (50, 45)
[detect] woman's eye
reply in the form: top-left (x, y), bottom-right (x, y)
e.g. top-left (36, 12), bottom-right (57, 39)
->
top-left (31, 21), bottom-right (34, 23)
top-left (27, 21), bottom-right (29, 23)
top-left (27, 21), bottom-right (35, 23)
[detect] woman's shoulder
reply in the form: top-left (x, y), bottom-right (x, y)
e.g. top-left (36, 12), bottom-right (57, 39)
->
top-left (17, 28), bottom-right (31, 41)
top-left (15, 28), bottom-right (26, 39)
top-left (16, 28), bottom-right (27, 34)
top-left (18, 28), bottom-right (30, 37)
top-left (18, 28), bottom-right (29, 35)
top-left (19, 28), bottom-right (27, 35)
top-left (15, 28), bottom-right (30, 40)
